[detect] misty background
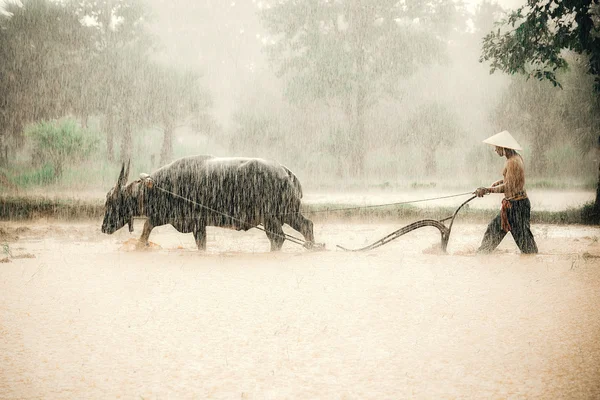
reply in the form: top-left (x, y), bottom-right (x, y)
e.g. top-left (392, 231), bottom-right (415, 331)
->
top-left (0, 0), bottom-right (597, 193)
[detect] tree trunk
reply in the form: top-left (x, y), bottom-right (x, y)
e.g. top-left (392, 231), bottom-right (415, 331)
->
top-left (582, 136), bottom-right (600, 224)
top-left (351, 102), bottom-right (366, 177)
top-left (595, 136), bottom-right (600, 212)
top-left (531, 136), bottom-right (548, 176)
top-left (424, 147), bottom-right (437, 176)
top-left (0, 133), bottom-right (6, 167)
top-left (53, 161), bottom-right (63, 180)
top-left (13, 121), bottom-right (25, 149)
top-left (596, 159), bottom-right (600, 208)
top-left (160, 123), bottom-right (174, 166)
top-left (120, 117), bottom-right (132, 163)
top-left (351, 64), bottom-right (367, 177)
top-left (105, 113), bottom-right (115, 162)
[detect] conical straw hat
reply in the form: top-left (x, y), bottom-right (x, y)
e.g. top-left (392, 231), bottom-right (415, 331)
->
top-left (482, 130), bottom-right (522, 151)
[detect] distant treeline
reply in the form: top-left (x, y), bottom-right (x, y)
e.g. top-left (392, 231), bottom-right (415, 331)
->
top-left (0, 0), bottom-right (215, 168)
top-left (0, 0), bottom-right (599, 193)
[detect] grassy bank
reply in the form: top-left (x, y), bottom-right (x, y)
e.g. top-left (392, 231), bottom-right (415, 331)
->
top-left (0, 196), bottom-right (104, 221)
top-left (0, 195), bottom-right (591, 225)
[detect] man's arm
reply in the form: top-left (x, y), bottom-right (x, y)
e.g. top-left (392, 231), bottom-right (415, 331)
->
top-left (486, 159), bottom-right (523, 195)
top-left (488, 181), bottom-right (506, 194)
top-left (476, 159), bottom-right (522, 197)
top-left (476, 179), bottom-right (505, 196)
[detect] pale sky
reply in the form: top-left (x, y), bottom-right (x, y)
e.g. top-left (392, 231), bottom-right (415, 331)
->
top-left (464, 0), bottom-right (525, 13)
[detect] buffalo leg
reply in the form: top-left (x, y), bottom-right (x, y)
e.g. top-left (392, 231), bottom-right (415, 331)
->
top-left (264, 217), bottom-right (285, 251)
top-left (285, 213), bottom-right (314, 245)
top-left (138, 219), bottom-right (154, 247)
top-left (193, 225), bottom-right (207, 251)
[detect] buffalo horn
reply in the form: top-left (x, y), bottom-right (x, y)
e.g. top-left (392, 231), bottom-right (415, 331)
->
top-left (117, 160), bottom-right (131, 188)
top-left (116, 162), bottom-right (126, 188)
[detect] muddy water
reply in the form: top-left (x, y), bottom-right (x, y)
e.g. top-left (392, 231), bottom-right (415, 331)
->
top-left (305, 189), bottom-right (595, 211)
top-left (1, 220), bottom-right (599, 399)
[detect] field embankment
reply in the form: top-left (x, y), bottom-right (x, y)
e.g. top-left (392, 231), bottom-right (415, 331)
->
top-left (0, 190), bottom-right (594, 225)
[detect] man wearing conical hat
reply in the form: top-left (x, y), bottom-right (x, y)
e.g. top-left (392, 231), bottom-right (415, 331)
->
top-left (475, 130), bottom-right (538, 254)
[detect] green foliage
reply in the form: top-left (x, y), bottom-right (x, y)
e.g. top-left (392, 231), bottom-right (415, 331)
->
top-left (25, 120), bottom-right (99, 180)
top-left (2, 121), bottom-right (227, 192)
top-left (0, 0), bottom-right (91, 146)
top-left (2, 243), bottom-right (11, 258)
top-left (479, 0), bottom-right (600, 213)
top-left (0, 0), bottom-right (205, 166)
top-left (12, 164), bottom-right (56, 186)
top-left (480, 1), bottom-right (600, 92)
top-left (581, 201), bottom-right (600, 224)
top-left (489, 57), bottom-right (600, 173)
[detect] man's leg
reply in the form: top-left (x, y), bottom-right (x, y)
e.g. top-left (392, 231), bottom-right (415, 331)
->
top-left (509, 200), bottom-right (538, 254)
top-left (477, 213), bottom-right (507, 253)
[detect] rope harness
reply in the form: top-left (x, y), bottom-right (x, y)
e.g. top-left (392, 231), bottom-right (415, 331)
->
top-left (138, 175), bottom-right (475, 251)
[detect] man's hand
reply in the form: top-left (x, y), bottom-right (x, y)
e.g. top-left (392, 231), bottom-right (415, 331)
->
top-left (475, 187), bottom-right (488, 197)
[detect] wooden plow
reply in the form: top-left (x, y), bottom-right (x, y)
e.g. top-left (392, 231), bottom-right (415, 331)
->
top-left (336, 195), bottom-right (477, 253)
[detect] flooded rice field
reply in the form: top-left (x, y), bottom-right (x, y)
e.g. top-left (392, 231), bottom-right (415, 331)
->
top-left (304, 189), bottom-right (595, 211)
top-left (1, 219), bottom-right (599, 399)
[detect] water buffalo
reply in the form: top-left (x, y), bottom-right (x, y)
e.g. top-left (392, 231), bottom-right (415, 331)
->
top-left (101, 155), bottom-right (316, 251)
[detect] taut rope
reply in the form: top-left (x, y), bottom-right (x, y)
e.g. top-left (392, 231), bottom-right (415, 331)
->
top-left (143, 176), bottom-right (475, 250)
top-left (297, 191), bottom-right (474, 215)
top-left (151, 184), bottom-right (308, 247)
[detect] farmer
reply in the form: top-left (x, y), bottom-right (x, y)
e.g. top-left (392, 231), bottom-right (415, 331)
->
top-left (475, 130), bottom-right (538, 254)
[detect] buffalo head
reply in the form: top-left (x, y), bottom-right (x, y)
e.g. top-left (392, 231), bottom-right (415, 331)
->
top-left (101, 161), bottom-right (135, 234)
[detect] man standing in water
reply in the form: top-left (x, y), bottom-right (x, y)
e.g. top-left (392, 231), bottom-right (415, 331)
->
top-left (475, 130), bottom-right (538, 254)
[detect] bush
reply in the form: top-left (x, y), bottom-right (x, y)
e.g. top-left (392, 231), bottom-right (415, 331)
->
top-left (12, 163), bottom-right (56, 186)
top-left (582, 201), bottom-right (600, 225)
top-left (26, 119), bottom-right (98, 180)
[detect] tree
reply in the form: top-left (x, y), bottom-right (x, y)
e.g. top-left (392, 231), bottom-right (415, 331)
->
top-left (259, 0), bottom-right (450, 176)
top-left (472, 0), bottom-right (506, 39)
top-left (490, 76), bottom-right (564, 174)
top-left (0, 0), bottom-right (90, 150)
top-left (480, 0), bottom-right (600, 216)
top-left (406, 101), bottom-right (461, 176)
top-left (145, 64), bottom-right (213, 165)
top-left (68, 0), bottom-right (156, 162)
top-left (230, 111), bottom-right (281, 157)
top-left (26, 119), bottom-right (98, 180)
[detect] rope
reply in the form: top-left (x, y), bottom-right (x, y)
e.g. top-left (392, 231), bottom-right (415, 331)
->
top-left (152, 185), bottom-right (307, 246)
top-left (299, 191), bottom-right (474, 215)
top-left (147, 180), bottom-right (474, 248)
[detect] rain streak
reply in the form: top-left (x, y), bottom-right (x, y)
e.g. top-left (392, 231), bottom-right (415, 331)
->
top-left (1, 0), bottom-right (599, 399)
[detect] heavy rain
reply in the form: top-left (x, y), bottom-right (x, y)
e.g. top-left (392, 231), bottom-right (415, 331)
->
top-left (1, 0), bottom-right (599, 398)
